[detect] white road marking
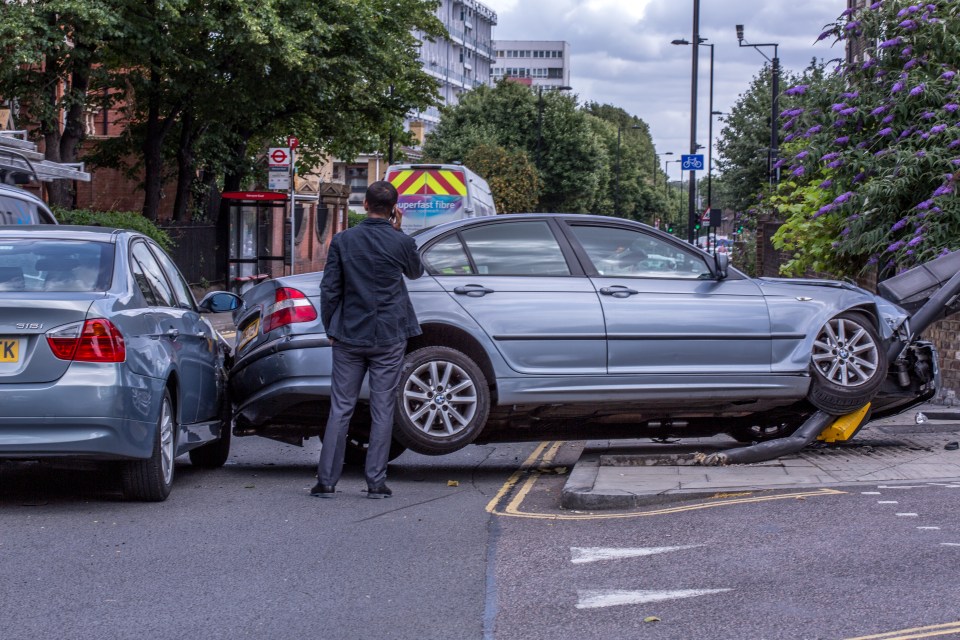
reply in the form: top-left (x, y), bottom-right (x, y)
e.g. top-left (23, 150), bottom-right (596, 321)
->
top-left (570, 546), bottom-right (702, 564)
top-left (877, 485), bottom-right (924, 489)
top-left (861, 491), bottom-right (881, 495)
top-left (877, 501), bottom-right (899, 504)
top-left (941, 543), bottom-right (960, 547)
top-left (927, 483), bottom-right (960, 488)
top-left (917, 527), bottom-right (941, 530)
top-left (576, 589), bottom-right (731, 610)
top-left (896, 513), bottom-right (918, 517)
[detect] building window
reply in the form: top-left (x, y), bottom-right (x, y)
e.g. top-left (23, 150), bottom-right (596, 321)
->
top-left (548, 68), bottom-right (564, 79)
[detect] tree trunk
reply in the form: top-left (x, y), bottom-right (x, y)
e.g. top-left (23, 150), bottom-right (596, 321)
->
top-left (141, 62), bottom-right (180, 222)
top-left (48, 46), bottom-right (93, 209)
top-left (172, 111), bottom-right (200, 222)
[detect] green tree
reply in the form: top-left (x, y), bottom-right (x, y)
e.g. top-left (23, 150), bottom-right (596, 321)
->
top-left (423, 80), bottom-right (606, 213)
top-left (463, 144), bottom-right (540, 214)
top-left (768, 0), bottom-right (960, 277)
top-left (0, 1), bottom-right (123, 207)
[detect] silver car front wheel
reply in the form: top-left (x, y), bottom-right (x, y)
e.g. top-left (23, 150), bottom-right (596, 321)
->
top-left (122, 389), bottom-right (176, 501)
top-left (393, 346), bottom-right (490, 455)
top-left (808, 313), bottom-right (887, 415)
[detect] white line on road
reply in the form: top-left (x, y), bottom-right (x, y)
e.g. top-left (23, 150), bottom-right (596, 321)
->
top-left (576, 589), bottom-right (731, 610)
top-left (861, 491), bottom-right (881, 495)
top-left (570, 546), bottom-right (702, 564)
top-left (877, 501), bottom-right (899, 504)
top-left (941, 543), bottom-right (960, 547)
top-left (877, 485), bottom-right (924, 489)
top-left (917, 527), bottom-right (941, 530)
top-left (896, 513), bottom-right (919, 517)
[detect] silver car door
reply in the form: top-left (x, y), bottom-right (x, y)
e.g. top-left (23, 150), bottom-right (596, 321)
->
top-left (564, 222), bottom-right (772, 375)
top-left (421, 219), bottom-right (606, 375)
top-left (147, 242), bottom-right (221, 425)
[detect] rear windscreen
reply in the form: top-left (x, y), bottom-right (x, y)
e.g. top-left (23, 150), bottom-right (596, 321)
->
top-left (0, 194), bottom-right (43, 225)
top-left (0, 239), bottom-right (115, 292)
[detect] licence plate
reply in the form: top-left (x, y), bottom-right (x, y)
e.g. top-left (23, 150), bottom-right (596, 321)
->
top-left (0, 337), bottom-right (19, 362)
top-left (238, 318), bottom-right (260, 351)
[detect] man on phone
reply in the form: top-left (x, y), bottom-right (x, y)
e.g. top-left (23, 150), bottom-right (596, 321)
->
top-left (314, 180), bottom-right (424, 499)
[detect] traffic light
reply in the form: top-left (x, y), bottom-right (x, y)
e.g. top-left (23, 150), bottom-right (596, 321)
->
top-left (667, 223), bottom-right (674, 234)
top-left (694, 222), bottom-right (701, 231)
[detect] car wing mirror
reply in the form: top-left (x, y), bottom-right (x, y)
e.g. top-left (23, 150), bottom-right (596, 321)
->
top-left (713, 253), bottom-right (729, 280)
top-left (198, 291), bottom-right (243, 313)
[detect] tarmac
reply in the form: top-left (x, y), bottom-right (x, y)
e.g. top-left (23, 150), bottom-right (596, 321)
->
top-left (561, 402), bottom-right (960, 510)
top-left (205, 312), bottom-right (960, 511)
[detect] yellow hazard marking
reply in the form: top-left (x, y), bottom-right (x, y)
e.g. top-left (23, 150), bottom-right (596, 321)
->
top-left (439, 170), bottom-right (468, 195)
top-left (485, 441), bottom-right (845, 520)
top-left (424, 172), bottom-right (448, 195)
top-left (844, 621), bottom-right (960, 640)
top-left (388, 170), bottom-right (414, 188)
top-left (818, 403), bottom-right (871, 443)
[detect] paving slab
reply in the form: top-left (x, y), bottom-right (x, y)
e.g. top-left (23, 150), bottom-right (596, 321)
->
top-left (561, 402), bottom-right (960, 510)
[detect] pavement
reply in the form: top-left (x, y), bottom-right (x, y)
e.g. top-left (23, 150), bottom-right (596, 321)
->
top-left (561, 402), bottom-right (960, 510)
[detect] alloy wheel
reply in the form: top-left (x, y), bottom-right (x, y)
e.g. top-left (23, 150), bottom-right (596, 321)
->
top-left (401, 359), bottom-right (478, 438)
top-left (812, 316), bottom-right (880, 387)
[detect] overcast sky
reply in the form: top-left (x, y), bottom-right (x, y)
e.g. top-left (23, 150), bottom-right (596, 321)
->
top-left (484, 0), bottom-right (846, 178)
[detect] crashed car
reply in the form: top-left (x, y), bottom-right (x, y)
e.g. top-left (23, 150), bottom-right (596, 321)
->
top-left (228, 214), bottom-right (954, 462)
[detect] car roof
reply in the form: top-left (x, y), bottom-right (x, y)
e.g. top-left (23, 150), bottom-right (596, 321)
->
top-left (0, 225), bottom-right (131, 242)
top-left (0, 183), bottom-right (48, 207)
top-left (411, 212), bottom-right (658, 240)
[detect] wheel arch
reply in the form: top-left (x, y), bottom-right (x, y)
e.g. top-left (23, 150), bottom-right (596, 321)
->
top-left (407, 323), bottom-right (498, 402)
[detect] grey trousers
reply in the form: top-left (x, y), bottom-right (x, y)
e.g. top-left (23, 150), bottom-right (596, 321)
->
top-left (317, 340), bottom-right (406, 488)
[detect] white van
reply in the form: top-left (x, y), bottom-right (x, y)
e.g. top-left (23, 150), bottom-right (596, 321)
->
top-left (385, 163), bottom-right (496, 232)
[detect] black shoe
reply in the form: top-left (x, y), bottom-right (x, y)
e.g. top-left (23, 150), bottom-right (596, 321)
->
top-left (366, 484), bottom-right (392, 499)
top-left (310, 483), bottom-right (336, 498)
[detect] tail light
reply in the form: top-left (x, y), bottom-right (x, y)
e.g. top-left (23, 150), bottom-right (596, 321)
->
top-left (262, 287), bottom-right (318, 334)
top-left (47, 319), bottom-right (126, 363)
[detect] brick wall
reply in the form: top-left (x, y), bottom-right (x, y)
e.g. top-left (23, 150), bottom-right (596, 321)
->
top-left (924, 318), bottom-right (960, 402)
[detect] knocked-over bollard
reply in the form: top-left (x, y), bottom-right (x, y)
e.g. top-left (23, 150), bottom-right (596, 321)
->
top-left (696, 411), bottom-right (836, 466)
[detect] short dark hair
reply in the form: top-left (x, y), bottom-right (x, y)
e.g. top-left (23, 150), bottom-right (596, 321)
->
top-left (365, 181), bottom-right (398, 215)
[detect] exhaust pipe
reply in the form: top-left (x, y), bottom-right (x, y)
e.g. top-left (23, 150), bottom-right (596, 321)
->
top-left (696, 411), bottom-right (834, 466)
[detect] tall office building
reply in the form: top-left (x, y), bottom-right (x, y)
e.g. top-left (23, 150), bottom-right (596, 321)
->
top-left (490, 41), bottom-right (572, 89)
top-left (409, 0), bottom-right (498, 137)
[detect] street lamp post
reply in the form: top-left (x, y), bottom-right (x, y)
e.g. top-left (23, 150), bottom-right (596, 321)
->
top-left (736, 24), bottom-right (779, 184)
top-left (536, 84), bottom-right (574, 170)
top-left (615, 124), bottom-right (642, 217)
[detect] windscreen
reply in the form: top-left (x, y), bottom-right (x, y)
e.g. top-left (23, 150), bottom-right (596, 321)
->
top-left (0, 239), bottom-right (115, 292)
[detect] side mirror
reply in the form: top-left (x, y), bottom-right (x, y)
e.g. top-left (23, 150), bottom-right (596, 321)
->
top-left (198, 291), bottom-right (243, 313)
top-left (713, 253), bottom-right (729, 280)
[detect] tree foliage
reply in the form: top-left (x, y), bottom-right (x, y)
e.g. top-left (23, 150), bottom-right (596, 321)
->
top-left (463, 144), bottom-right (540, 214)
top-left (768, 0), bottom-right (960, 277)
top-left (422, 81), bottom-right (670, 219)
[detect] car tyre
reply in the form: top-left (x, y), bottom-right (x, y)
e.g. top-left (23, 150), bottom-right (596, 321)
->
top-left (122, 389), bottom-right (176, 501)
top-left (393, 346), bottom-right (490, 455)
top-left (808, 312), bottom-right (887, 415)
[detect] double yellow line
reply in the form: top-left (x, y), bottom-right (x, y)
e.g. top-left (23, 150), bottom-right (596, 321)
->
top-left (485, 440), bottom-right (844, 520)
top-left (846, 621), bottom-right (960, 639)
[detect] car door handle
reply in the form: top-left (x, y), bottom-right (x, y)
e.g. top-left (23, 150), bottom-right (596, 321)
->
top-left (453, 284), bottom-right (494, 297)
top-left (600, 286), bottom-right (639, 298)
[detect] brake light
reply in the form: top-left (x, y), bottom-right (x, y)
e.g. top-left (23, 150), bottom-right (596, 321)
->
top-left (46, 319), bottom-right (126, 363)
top-left (262, 287), bottom-right (318, 333)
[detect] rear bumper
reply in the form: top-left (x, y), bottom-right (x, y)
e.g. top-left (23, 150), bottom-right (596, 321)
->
top-left (0, 363), bottom-right (164, 460)
top-left (231, 337), bottom-right (336, 427)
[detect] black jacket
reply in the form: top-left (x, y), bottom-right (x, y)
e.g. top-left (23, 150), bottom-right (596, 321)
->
top-left (320, 218), bottom-right (424, 347)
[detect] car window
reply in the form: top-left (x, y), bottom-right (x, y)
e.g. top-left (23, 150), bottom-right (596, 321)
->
top-left (459, 221), bottom-right (570, 276)
top-left (0, 239), bottom-right (114, 291)
top-left (0, 193), bottom-right (41, 225)
top-left (422, 235), bottom-right (474, 275)
top-left (148, 243), bottom-right (196, 310)
top-left (131, 242), bottom-right (175, 307)
top-left (569, 225), bottom-right (712, 279)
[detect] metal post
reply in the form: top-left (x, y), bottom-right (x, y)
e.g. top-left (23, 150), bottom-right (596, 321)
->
top-left (289, 147), bottom-right (296, 276)
top-left (771, 51), bottom-right (780, 184)
top-left (687, 0), bottom-right (700, 245)
top-left (615, 126), bottom-right (622, 216)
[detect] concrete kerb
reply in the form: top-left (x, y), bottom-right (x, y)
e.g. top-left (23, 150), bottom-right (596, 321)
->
top-left (560, 403), bottom-right (960, 510)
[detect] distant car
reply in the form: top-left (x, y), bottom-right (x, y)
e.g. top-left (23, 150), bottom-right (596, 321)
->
top-left (0, 226), bottom-right (241, 500)
top-left (0, 183), bottom-right (57, 225)
top-left (228, 214), bottom-right (950, 460)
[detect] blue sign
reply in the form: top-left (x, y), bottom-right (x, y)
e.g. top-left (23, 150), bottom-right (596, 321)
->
top-left (681, 154), bottom-right (705, 171)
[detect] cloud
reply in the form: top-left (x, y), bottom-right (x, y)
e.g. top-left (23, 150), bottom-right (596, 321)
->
top-left (484, 0), bottom-right (844, 169)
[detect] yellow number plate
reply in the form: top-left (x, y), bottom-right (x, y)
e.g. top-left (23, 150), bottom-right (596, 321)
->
top-left (0, 338), bottom-right (19, 363)
top-left (238, 318), bottom-right (260, 351)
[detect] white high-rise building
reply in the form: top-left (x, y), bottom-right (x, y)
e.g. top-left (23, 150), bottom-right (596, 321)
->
top-left (490, 41), bottom-right (572, 89)
top-left (410, 0), bottom-right (498, 134)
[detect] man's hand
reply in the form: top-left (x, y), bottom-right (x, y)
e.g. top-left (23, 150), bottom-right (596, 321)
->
top-left (391, 205), bottom-right (403, 231)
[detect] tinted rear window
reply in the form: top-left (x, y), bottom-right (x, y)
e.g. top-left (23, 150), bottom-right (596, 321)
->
top-left (0, 194), bottom-right (43, 225)
top-left (0, 239), bottom-right (115, 292)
